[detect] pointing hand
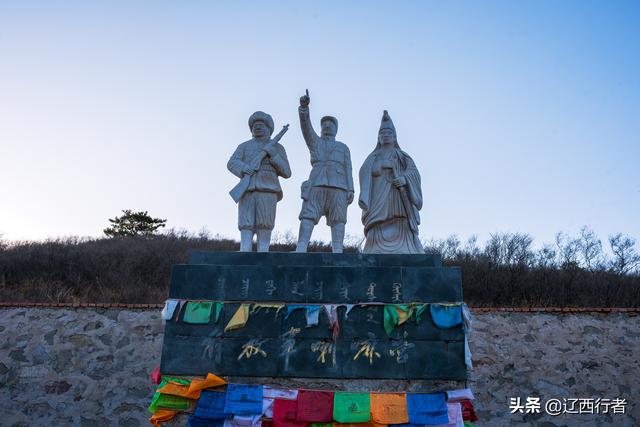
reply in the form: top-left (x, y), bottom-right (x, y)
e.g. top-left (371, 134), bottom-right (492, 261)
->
top-left (300, 89), bottom-right (310, 107)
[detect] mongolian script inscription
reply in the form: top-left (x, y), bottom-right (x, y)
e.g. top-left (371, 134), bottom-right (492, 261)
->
top-left (339, 281), bottom-right (350, 300)
top-left (392, 282), bottom-right (402, 303)
top-left (366, 282), bottom-right (376, 302)
top-left (265, 280), bottom-right (276, 296)
top-left (313, 281), bottom-right (324, 300)
top-left (240, 278), bottom-right (250, 299)
top-left (290, 280), bottom-right (304, 296)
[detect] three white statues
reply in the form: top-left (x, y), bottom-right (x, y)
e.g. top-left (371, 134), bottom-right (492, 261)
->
top-left (227, 91), bottom-right (424, 254)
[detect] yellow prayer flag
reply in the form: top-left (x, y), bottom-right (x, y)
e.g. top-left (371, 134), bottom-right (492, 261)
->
top-left (224, 304), bottom-right (251, 332)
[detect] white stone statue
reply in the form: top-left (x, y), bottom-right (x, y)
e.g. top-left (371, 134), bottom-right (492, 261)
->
top-left (227, 111), bottom-right (291, 252)
top-left (358, 110), bottom-right (425, 254)
top-left (295, 90), bottom-right (354, 253)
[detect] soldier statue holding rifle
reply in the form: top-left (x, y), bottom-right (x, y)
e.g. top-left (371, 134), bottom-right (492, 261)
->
top-left (227, 111), bottom-right (291, 252)
top-left (358, 110), bottom-right (425, 254)
top-left (296, 90), bottom-right (354, 253)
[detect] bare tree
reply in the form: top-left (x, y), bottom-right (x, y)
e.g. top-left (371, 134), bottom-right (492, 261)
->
top-left (609, 233), bottom-right (640, 274)
top-left (424, 235), bottom-right (460, 261)
top-left (485, 233), bottom-right (505, 265)
top-left (463, 235), bottom-right (481, 258)
top-left (556, 232), bottom-right (580, 268)
top-left (577, 226), bottom-right (603, 271)
top-left (536, 244), bottom-right (558, 268)
top-left (509, 233), bottom-right (534, 266)
top-left (485, 232), bottom-right (533, 266)
top-left (197, 227), bottom-right (211, 240)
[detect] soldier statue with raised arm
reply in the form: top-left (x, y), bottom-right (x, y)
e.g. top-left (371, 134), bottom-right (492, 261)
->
top-left (296, 90), bottom-right (354, 253)
top-left (227, 111), bottom-right (291, 252)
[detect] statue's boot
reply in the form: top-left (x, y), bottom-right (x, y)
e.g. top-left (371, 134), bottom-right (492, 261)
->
top-left (256, 229), bottom-right (272, 252)
top-left (331, 223), bottom-right (345, 253)
top-left (240, 230), bottom-right (254, 252)
top-left (296, 219), bottom-right (315, 252)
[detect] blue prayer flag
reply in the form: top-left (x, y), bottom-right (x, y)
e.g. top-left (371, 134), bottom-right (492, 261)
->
top-left (194, 390), bottom-right (231, 420)
top-left (224, 384), bottom-right (264, 415)
top-left (285, 305), bottom-right (306, 319)
top-left (188, 415), bottom-right (226, 427)
top-left (406, 393), bottom-right (449, 424)
top-left (429, 304), bottom-right (463, 329)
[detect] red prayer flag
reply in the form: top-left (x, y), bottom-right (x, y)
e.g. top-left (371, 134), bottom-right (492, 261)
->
top-left (262, 419), bottom-right (274, 427)
top-left (273, 399), bottom-right (308, 427)
top-left (149, 367), bottom-right (161, 385)
top-left (296, 390), bottom-right (334, 422)
top-left (460, 399), bottom-right (478, 422)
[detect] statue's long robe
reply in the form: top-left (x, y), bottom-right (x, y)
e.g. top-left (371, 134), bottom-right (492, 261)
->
top-left (358, 148), bottom-right (424, 254)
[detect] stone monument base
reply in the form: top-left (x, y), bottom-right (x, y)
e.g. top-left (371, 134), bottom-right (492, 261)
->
top-left (160, 251), bottom-right (467, 382)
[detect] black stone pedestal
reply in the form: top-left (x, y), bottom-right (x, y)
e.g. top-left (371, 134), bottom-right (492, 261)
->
top-left (160, 251), bottom-right (466, 381)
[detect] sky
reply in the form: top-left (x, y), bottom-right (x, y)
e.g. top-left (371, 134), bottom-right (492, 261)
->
top-left (1, 0), bottom-right (639, 247)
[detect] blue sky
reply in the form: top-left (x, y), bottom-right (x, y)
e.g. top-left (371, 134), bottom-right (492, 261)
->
top-left (1, 1), bottom-right (638, 246)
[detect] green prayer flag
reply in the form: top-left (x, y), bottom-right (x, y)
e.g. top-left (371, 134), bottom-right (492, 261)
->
top-left (213, 302), bottom-right (224, 323)
top-left (160, 376), bottom-right (191, 386)
top-left (311, 424), bottom-right (332, 427)
top-left (384, 304), bottom-right (414, 335)
top-left (383, 305), bottom-right (399, 335)
top-left (333, 392), bottom-right (370, 423)
top-left (148, 392), bottom-right (192, 413)
top-left (183, 301), bottom-right (213, 324)
top-left (149, 391), bottom-right (161, 413)
top-left (464, 422), bottom-right (474, 427)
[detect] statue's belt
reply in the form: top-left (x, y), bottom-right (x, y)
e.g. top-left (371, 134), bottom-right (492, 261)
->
top-left (311, 160), bottom-right (343, 165)
top-left (252, 164), bottom-right (276, 173)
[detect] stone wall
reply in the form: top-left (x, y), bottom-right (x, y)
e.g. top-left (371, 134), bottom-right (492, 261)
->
top-left (0, 308), bottom-right (637, 426)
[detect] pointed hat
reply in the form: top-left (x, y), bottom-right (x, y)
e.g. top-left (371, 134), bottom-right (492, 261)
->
top-left (379, 110), bottom-right (396, 134)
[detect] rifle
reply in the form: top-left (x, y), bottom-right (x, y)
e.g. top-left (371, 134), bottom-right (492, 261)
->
top-left (229, 124), bottom-right (289, 203)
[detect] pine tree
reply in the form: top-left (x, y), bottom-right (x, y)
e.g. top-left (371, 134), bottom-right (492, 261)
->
top-left (103, 210), bottom-right (167, 237)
